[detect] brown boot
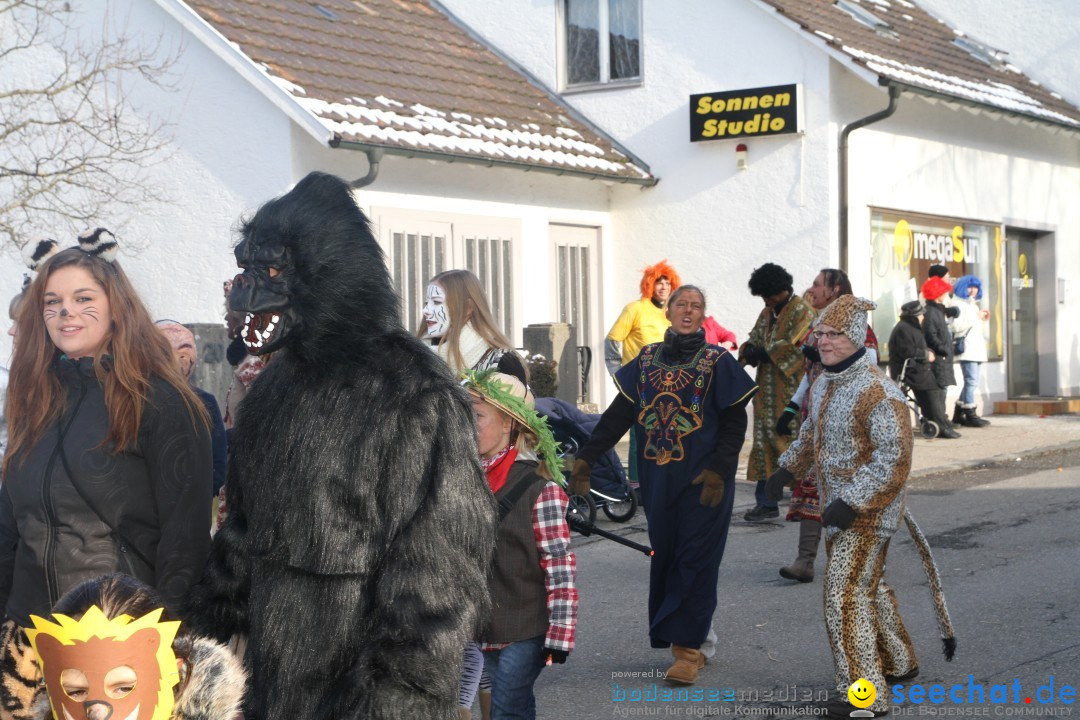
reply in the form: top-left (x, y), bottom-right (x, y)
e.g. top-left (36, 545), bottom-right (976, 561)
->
top-left (779, 519), bottom-right (820, 583)
top-left (665, 646), bottom-right (705, 685)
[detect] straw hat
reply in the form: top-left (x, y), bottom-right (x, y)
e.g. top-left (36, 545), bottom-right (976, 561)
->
top-left (462, 370), bottom-right (563, 483)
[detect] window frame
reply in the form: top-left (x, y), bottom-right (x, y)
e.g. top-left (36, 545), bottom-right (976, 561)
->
top-left (558, 0), bottom-right (644, 93)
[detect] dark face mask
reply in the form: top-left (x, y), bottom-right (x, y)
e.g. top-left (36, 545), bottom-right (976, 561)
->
top-left (230, 233), bottom-right (300, 355)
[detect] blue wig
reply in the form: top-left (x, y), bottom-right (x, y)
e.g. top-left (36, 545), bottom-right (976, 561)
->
top-left (953, 274), bottom-right (983, 300)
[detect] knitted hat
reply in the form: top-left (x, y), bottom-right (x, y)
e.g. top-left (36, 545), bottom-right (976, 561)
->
top-left (928, 264), bottom-right (949, 279)
top-left (462, 370), bottom-right (563, 484)
top-left (921, 276), bottom-right (952, 302)
top-left (900, 300), bottom-right (925, 318)
top-left (816, 295), bottom-right (877, 347)
top-left (639, 260), bottom-right (681, 300)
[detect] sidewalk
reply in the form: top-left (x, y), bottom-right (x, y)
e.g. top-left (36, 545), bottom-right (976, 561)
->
top-left (612, 412), bottom-right (1080, 481)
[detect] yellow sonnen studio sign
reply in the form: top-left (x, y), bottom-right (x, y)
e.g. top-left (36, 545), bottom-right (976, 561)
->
top-left (690, 84), bottom-right (803, 142)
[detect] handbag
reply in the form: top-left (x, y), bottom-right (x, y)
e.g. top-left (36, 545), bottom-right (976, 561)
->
top-left (952, 335), bottom-right (966, 356)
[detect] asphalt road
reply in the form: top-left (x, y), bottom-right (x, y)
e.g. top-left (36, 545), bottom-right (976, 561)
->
top-left (532, 446), bottom-right (1080, 718)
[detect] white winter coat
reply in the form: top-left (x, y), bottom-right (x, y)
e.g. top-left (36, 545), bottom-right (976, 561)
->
top-left (949, 297), bottom-right (989, 363)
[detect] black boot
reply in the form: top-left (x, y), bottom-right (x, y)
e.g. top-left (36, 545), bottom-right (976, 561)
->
top-left (952, 403), bottom-right (965, 426)
top-left (931, 390), bottom-right (961, 439)
top-left (963, 406), bottom-right (990, 428)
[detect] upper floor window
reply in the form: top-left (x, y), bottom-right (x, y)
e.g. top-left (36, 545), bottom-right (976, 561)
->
top-left (563, 0), bottom-right (641, 90)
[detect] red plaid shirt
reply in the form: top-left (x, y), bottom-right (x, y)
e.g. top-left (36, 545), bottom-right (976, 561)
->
top-left (481, 481), bottom-right (578, 652)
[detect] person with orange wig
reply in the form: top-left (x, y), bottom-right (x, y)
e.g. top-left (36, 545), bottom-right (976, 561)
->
top-left (604, 260), bottom-right (682, 486)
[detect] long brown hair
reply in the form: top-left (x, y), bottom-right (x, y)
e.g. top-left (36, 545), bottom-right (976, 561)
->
top-left (416, 269), bottom-right (515, 372)
top-left (4, 248), bottom-right (208, 476)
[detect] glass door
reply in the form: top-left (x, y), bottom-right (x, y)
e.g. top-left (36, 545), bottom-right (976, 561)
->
top-left (1006, 233), bottom-right (1039, 397)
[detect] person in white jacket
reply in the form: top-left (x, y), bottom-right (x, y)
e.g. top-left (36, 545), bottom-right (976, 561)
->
top-left (949, 275), bottom-right (991, 427)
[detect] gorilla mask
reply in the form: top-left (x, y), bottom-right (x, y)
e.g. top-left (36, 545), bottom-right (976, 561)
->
top-left (231, 231), bottom-right (298, 355)
top-left (227, 172), bottom-right (400, 363)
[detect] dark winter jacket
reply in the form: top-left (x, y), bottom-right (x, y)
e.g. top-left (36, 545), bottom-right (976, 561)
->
top-left (195, 388), bottom-right (228, 496)
top-left (0, 356), bottom-right (212, 627)
top-left (887, 317), bottom-right (937, 391)
top-left (921, 301), bottom-right (956, 388)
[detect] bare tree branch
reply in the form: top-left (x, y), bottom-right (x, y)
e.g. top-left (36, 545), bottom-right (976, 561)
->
top-left (0, 0), bottom-right (181, 252)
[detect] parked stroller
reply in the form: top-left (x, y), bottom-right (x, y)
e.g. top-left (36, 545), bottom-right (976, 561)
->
top-left (534, 397), bottom-right (638, 524)
top-left (895, 358), bottom-right (940, 439)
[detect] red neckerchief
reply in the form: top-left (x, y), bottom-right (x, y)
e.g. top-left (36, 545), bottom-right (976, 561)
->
top-left (483, 446), bottom-right (518, 495)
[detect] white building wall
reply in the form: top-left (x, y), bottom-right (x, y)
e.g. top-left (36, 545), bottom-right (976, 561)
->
top-left (839, 68), bottom-right (1080, 403)
top-left (437, 0), bottom-right (1080, 408)
top-left (0, 0), bottom-right (296, 363)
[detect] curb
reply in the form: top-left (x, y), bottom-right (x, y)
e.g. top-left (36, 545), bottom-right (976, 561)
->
top-left (908, 438), bottom-right (1080, 478)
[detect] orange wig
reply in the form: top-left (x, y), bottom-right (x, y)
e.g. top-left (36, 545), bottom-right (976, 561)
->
top-left (639, 260), bottom-right (682, 300)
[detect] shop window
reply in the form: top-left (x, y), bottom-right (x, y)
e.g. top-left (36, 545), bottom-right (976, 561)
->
top-left (869, 209), bottom-right (1003, 363)
top-left (562, 0), bottom-right (641, 89)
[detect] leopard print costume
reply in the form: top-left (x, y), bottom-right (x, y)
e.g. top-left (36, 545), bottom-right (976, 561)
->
top-left (780, 351), bottom-right (955, 711)
top-left (0, 621), bottom-right (46, 720)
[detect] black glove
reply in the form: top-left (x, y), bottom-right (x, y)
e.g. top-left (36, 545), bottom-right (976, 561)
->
top-left (764, 468), bottom-right (794, 503)
top-left (775, 401), bottom-right (800, 436)
top-left (545, 649), bottom-right (569, 665)
top-left (740, 343), bottom-right (757, 367)
top-left (801, 344), bottom-right (821, 364)
top-left (821, 499), bottom-right (857, 530)
top-left (945, 305), bottom-right (960, 319)
top-left (748, 346), bottom-right (771, 365)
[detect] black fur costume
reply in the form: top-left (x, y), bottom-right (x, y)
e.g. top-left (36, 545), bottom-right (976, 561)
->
top-left (187, 172), bottom-right (497, 719)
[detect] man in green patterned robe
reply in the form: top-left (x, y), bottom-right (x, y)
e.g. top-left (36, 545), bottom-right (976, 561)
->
top-left (739, 263), bottom-right (815, 521)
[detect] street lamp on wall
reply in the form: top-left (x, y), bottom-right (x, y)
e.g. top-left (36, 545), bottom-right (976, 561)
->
top-left (736, 143), bottom-right (748, 171)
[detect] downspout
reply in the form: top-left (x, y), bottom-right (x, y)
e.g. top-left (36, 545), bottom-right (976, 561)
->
top-left (348, 146), bottom-right (385, 189)
top-left (838, 84), bottom-right (900, 272)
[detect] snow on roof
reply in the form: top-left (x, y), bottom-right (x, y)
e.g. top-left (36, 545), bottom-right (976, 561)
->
top-left (756, 0), bottom-right (1080, 129)
top-left (182, 0), bottom-right (655, 183)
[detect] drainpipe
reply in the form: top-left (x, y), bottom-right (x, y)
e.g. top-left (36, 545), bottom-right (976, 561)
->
top-left (348, 146), bottom-right (384, 189)
top-left (838, 84), bottom-right (900, 273)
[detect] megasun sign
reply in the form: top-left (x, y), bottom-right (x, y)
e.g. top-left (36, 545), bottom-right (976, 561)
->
top-left (689, 84), bottom-right (803, 142)
top-left (870, 209), bottom-right (1003, 362)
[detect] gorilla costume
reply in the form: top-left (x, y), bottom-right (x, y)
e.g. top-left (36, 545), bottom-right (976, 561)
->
top-left (187, 172), bottom-right (497, 719)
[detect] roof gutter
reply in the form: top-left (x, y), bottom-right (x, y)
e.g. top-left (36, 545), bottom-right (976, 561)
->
top-left (886, 80), bottom-right (1080, 136)
top-left (347, 146), bottom-right (384, 189)
top-left (839, 83), bottom-right (900, 273)
top-left (334, 139), bottom-right (659, 187)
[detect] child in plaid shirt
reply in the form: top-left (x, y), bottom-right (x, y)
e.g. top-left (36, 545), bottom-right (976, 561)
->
top-left (464, 371), bottom-right (578, 720)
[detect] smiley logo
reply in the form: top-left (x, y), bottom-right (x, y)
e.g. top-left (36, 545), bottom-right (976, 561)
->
top-left (848, 678), bottom-right (876, 708)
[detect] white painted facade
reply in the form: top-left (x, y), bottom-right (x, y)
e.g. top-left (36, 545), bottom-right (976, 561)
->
top-left (3, 0), bottom-right (1078, 410)
top-left (440, 0), bottom-right (1080, 405)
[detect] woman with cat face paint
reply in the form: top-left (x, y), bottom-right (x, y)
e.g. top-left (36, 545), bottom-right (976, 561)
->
top-left (418, 269), bottom-right (527, 385)
top-left (0, 234), bottom-right (212, 720)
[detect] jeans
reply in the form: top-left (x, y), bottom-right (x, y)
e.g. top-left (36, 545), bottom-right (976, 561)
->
top-left (959, 361), bottom-right (980, 406)
top-left (483, 635), bottom-right (547, 720)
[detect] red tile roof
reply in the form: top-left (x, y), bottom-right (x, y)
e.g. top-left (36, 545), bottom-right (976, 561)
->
top-left (181, 0), bottom-right (655, 183)
top-left (755, 0), bottom-right (1080, 129)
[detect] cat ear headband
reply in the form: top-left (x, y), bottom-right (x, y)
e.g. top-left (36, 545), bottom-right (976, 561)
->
top-left (22, 228), bottom-right (120, 272)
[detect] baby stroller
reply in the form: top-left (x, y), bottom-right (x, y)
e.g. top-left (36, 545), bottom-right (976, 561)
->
top-left (534, 397), bottom-right (638, 524)
top-left (895, 358), bottom-right (940, 439)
